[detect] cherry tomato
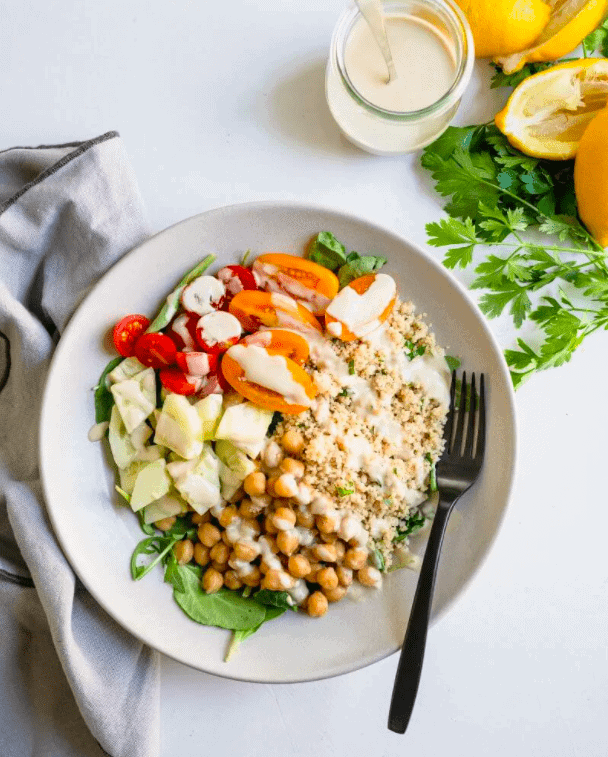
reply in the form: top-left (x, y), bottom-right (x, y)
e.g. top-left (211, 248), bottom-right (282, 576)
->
top-left (197, 371), bottom-right (225, 397)
top-left (180, 276), bottom-right (225, 316)
top-left (216, 265), bottom-right (258, 307)
top-left (325, 274), bottom-right (396, 342)
top-left (175, 351), bottom-right (218, 377)
top-left (112, 314), bottom-right (150, 357)
top-left (165, 312), bottom-right (199, 351)
top-left (240, 329), bottom-right (309, 365)
top-left (134, 332), bottom-right (177, 369)
top-left (195, 311), bottom-right (242, 355)
top-left (159, 367), bottom-right (202, 396)
top-left (229, 290), bottom-right (322, 333)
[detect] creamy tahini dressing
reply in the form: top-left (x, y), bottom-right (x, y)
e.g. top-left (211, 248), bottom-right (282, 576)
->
top-left (227, 344), bottom-right (313, 407)
top-left (325, 274), bottom-right (396, 337)
top-left (253, 261), bottom-right (332, 313)
top-left (197, 311), bottom-right (241, 346)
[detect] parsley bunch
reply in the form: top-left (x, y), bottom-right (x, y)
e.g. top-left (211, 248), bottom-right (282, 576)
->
top-left (421, 123), bottom-right (608, 388)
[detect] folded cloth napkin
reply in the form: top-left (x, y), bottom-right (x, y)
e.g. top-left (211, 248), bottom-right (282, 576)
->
top-left (0, 132), bottom-right (160, 757)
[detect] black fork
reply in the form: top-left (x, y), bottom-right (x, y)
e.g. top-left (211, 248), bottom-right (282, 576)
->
top-left (388, 371), bottom-right (487, 734)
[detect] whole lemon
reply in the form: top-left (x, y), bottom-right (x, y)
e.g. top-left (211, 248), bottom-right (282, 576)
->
top-left (575, 105), bottom-right (608, 247)
top-left (455, 0), bottom-right (551, 58)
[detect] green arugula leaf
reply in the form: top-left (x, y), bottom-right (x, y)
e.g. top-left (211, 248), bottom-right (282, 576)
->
top-left (308, 231), bottom-right (347, 271)
top-left (93, 357), bottom-right (123, 423)
top-left (444, 355), bottom-right (461, 371)
top-left (337, 252), bottom-right (387, 287)
top-left (394, 512), bottom-right (426, 541)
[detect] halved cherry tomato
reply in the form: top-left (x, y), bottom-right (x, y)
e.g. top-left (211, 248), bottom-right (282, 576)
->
top-left (195, 311), bottom-right (242, 355)
top-left (252, 253), bottom-right (339, 315)
top-left (165, 312), bottom-right (199, 351)
top-left (216, 265), bottom-right (258, 307)
top-left (239, 329), bottom-right (309, 366)
top-left (112, 314), bottom-right (150, 357)
top-left (175, 351), bottom-right (218, 377)
top-left (221, 347), bottom-right (317, 414)
top-left (159, 367), bottom-right (202, 396)
top-left (134, 332), bottom-right (177, 368)
top-left (198, 371), bottom-right (225, 397)
top-left (229, 291), bottom-right (322, 334)
top-left (325, 274), bottom-right (396, 342)
top-left (180, 275), bottom-right (225, 316)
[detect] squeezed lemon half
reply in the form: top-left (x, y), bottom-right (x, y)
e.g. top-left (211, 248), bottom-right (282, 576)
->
top-left (495, 58), bottom-right (608, 160)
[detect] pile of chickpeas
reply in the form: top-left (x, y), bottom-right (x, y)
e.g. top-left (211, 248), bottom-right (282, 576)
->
top-left (156, 427), bottom-right (382, 618)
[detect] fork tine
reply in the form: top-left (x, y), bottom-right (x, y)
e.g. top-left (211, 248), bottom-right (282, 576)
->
top-left (442, 371), bottom-right (457, 455)
top-left (475, 373), bottom-right (486, 460)
top-left (464, 373), bottom-right (477, 458)
top-left (454, 371), bottom-right (467, 456)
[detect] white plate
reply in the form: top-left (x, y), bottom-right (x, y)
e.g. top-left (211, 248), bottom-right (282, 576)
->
top-left (40, 201), bottom-right (517, 683)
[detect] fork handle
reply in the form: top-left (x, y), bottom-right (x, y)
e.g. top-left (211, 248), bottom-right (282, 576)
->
top-left (388, 495), bottom-right (458, 734)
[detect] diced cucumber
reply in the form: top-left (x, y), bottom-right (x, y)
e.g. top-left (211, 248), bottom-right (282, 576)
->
top-left (130, 459), bottom-right (171, 512)
top-left (154, 393), bottom-right (203, 460)
top-left (108, 405), bottom-right (138, 469)
top-left (110, 368), bottom-right (156, 433)
top-left (219, 462), bottom-right (243, 500)
top-left (118, 459), bottom-right (147, 495)
top-left (215, 439), bottom-right (257, 479)
top-left (215, 402), bottom-right (273, 457)
top-left (167, 443), bottom-right (222, 514)
top-left (194, 394), bottom-right (223, 440)
top-left (142, 493), bottom-right (187, 524)
top-left (107, 356), bottom-right (146, 384)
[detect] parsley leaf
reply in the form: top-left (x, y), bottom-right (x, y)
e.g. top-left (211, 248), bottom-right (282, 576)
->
top-left (404, 339), bottom-right (426, 359)
top-left (582, 18), bottom-right (608, 56)
top-left (445, 355), bottom-right (461, 371)
top-left (394, 512), bottom-right (426, 541)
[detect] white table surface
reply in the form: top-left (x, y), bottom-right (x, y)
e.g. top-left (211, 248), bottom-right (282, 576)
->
top-left (2, 1), bottom-right (607, 755)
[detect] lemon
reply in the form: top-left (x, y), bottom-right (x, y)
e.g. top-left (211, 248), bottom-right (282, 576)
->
top-left (455, 0), bottom-right (551, 58)
top-left (495, 58), bottom-right (608, 160)
top-left (495, 0), bottom-right (608, 73)
top-left (574, 105), bottom-right (608, 246)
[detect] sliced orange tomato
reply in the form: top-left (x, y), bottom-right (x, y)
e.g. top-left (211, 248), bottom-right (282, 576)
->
top-left (229, 290), bottom-right (322, 334)
top-left (325, 274), bottom-right (396, 342)
top-left (239, 329), bottom-right (310, 365)
top-left (252, 253), bottom-right (339, 316)
top-left (221, 348), bottom-right (317, 414)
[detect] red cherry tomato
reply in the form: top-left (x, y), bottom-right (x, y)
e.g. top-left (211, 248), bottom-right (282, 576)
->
top-left (197, 371), bottom-right (225, 397)
top-left (159, 367), bottom-right (202, 396)
top-left (217, 265), bottom-right (258, 307)
top-left (134, 333), bottom-right (177, 369)
top-left (195, 311), bottom-right (242, 355)
top-left (165, 312), bottom-right (199, 351)
top-left (112, 314), bottom-right (150, 357)
top-left (175, 351), bottom-right (218, 377)
top-left (217, 362), bottom-right (230, 392)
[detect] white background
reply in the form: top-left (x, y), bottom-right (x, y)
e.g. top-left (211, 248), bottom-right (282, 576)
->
top-left (2, 1), bottom-right (607, 755)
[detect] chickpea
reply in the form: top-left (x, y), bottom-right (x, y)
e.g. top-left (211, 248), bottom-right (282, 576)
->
top-left (311, 543), bottom-right (338, 563)
top-left (243, 470), bottom-right (266, 497)
top-left (191, 511), bottom-right (210, 525)
top-left (274, 473), bottom-right (299, 498)
top-left (239, 498), bottom-right (264, 519)
top-left (202, 567), bottom-right (223, 594)
top-left (320, 532), bottom-right (338, 544)
top-left (210, 541), bottom-right (230, 564)
top-left (260, 534), bottom-right (279, 554)
top-left (316, 514), bottom-right (339, 534)
top-left (324, 585), bottom-right (347, 603)
top-left (316, 566), bottom-right (339, 591)
top-left (276, 529), bottom-right (300, 556)
top-left (173, 539), bottom-right (194, 565)
top-left (343, 547), bottom-right (368, 570)
top-left (296, 509), bottom-right (315, 529)
top-left (357, 565), bottom-right (382, 587)
top-left (218, 505), bottom-right (238, 528)
top-left (272, 507), bottom-right (296, 531)
top-left (306, 591), bottom-right (328, 617)
top-left (211, 560), bottom-right (228, 573)
top-left (264, 515), bottom-right (278, 535)
top-left (241, 517), bottom-right (262, 537)
top-left (198, 522), bottom-right (221, 547)
top-left (193, 543), bottom-right (210, 567)
top-left (224, 570), bottom-right (243, 591)
top-left (155, 516), bottom-right (176, 531)
top-left (262, 569), bottom-right (294, 591)
top-left (221, 530), bottom-right (232, 546)
top-left (262, 441), bottom-right (283, 469)
top-left (287, 553), bottom-right (311, 579)
top-left (241, 565), bottom-right (262, 587)
top-left (280, 457), bottom-right (305, 479)
top-left (307, 562), bottom-right (322, 582)
top-left (233, 541), bottom-right (260, 562)
top-left (336, 565), bottom-right (353, 586)
top-left (265, 476), bottom-right (279, 497)
top-left (334, 540), bottom-right (346, 562)
top-left (281, 429), bottom-right (304, 455)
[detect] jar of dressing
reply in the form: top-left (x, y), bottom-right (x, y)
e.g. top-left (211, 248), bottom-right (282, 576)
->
top-left (326, 0), bottom-right (474, 155)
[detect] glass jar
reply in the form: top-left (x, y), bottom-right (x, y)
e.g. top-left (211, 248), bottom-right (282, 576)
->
top-left (325, 0), bottom-right (474, 155)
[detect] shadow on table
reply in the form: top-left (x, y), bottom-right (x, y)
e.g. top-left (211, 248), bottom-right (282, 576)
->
top-left (266, 58), bottom-right (362, 158)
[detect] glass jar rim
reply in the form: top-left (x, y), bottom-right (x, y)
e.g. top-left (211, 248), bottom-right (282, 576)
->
top-left (332, 0), bottom-right (475, 121)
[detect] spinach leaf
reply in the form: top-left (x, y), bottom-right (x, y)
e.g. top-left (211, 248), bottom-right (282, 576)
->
top-left (146, 254), bottom-right (216, 333)
top-left (225, 605), bottom-right (286, 661)
top-left (337, 251), bottom-right (387, 287)
top-left (308, 232), bottom-right (347, 271)
top-left (445, 355), bottom-right (461, 371)
top-left (173, 571), bottom-right (267, 631)
top-left (130, 534), bottom-right (180, 580)
top-left (254, 589), bottom-right (294, 610)
top-left (394, 512), bottom-right (426, 541)
top-left (93, 357), bottom-right (123, 423)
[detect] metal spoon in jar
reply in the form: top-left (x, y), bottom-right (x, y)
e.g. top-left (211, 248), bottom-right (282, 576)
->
top-left (355, 0), bottom-right (397, 83)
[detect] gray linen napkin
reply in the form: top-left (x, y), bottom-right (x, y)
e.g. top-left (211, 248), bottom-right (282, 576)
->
top-left (0, 132), bottom-right (160, 757)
